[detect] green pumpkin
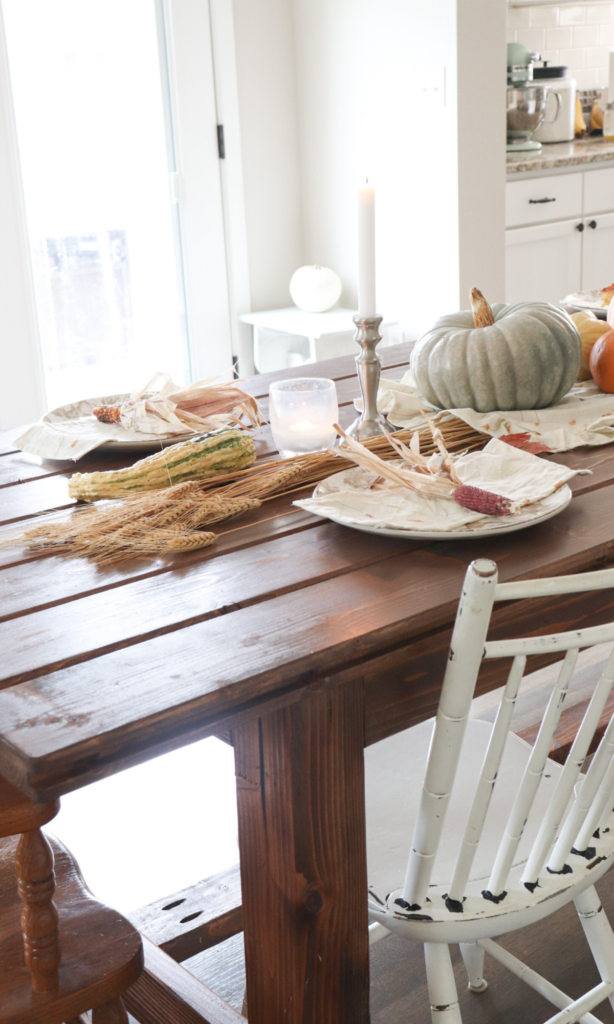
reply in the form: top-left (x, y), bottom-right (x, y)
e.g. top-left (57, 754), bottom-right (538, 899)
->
top-left (410, 292), bottom-right (581, 413)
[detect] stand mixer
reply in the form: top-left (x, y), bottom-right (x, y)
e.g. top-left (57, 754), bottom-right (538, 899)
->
top-left (507, 42), bottom-right (550, 153)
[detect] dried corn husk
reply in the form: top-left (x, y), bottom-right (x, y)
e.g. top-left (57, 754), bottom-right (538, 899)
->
top-left (93, 372), bottom-right (261, 436)
top-left (331, 423), bottom-right (460, 498)
top-left (331, 423), bottom-right (514, 515)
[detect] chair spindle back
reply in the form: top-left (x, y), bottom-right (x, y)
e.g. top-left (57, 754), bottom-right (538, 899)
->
top-left (402, 561), bottom-right (614, 910)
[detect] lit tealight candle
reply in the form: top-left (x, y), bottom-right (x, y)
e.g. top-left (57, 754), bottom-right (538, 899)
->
top-left (269, 379), bottom-right (339, 457)
top-left (290, 420), bottom-right (318, 433)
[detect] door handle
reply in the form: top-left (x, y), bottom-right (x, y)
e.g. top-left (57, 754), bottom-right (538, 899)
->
top-left (529, 197), bottom-right (557, 204)
top-left (589, 219), bottom-right (598, 229)
top-left (577, 222), bottom-right (585, 232)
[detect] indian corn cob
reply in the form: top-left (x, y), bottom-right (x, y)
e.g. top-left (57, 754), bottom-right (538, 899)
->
top-left (93, 405), bottom-right (122, 424)
top-left (68, 430), bottom-right (256, 502)
top-left (452, 485), bottom-right (513, 516)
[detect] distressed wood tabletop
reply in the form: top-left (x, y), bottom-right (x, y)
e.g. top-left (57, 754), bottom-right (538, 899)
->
top-left (2, 340), bottom-right (614, 1024)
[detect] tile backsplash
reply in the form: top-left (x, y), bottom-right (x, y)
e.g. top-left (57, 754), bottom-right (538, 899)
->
top-left (508, 4), bottom-right (614, 90)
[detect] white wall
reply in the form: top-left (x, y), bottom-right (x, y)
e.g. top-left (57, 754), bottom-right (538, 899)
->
top-left (457, 0), bottom-right (507, 306)
top-left (292, 0), bottom-right (462, 340)
top-left (0, 4), bottom-right (44, 429)
top-left (230, 0), bottom-right (507, 343)
top-left (231, 0), bottom-right (304, 312)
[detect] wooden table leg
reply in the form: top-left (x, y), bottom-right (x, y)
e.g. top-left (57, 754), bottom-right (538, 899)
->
top-left (234, 679), bottom-right (370, 1024)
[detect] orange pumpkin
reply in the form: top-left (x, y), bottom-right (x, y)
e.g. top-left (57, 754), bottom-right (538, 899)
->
top-left (570, 310), bottom-right (610, 380)
top-left (589, 329), bottom-right (614, 392)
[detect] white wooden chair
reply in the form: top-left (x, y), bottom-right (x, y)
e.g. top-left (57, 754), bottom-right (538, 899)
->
top-left (366, 557), bottom-right (614, 1024)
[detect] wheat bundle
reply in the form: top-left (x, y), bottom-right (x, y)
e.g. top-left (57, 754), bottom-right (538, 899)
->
top-left (19, 485), bottom-right (261, 565)
top-left (193, 413), bottom-right (488, 499)
top-left (4, 416), bottom-right (487, 565)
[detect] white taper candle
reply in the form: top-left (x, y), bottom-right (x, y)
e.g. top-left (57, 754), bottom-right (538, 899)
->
top-left (358, 180), bottom-right (376, 318)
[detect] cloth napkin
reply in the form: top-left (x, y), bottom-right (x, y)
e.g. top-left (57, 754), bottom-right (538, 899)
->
top-left (294, 437), bottom-right (580, 533)
top-left (368, 374), bottom-right (614, 453)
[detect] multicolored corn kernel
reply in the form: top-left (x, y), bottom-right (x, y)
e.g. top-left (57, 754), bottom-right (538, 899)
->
top-left (452, 485), bottom-right (513, 516)
top-left (93, 405), bottom-right (122, 424)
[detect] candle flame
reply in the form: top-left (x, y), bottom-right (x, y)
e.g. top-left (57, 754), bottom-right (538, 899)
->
top-left (289, 420), bottom-right (317, 433)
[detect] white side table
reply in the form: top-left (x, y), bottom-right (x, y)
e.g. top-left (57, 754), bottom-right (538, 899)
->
top-left (239, 307), bottom-right (399, 373)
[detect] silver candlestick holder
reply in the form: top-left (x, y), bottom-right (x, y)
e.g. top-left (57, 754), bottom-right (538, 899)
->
top-left (346, 314), bottom-right (391, 439)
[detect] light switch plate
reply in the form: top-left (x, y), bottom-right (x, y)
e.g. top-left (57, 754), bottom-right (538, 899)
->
top-left (413, 66), bottom-right (446, 107)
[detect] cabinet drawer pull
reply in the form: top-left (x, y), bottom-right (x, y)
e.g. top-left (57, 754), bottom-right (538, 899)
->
top-left (529, 197), bottom-right (557, 204)
top-left (577, 222), bottom-right (585, 232)
top-left (589, 219), bottom-right (598, 229)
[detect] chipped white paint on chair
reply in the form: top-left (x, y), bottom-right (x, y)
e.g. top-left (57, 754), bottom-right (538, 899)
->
top-left (366, 560), bottom-right (614, 1024)
top-left (400, 559), bottom-right (499, 910)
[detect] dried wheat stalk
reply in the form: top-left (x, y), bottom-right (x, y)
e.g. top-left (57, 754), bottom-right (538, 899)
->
top-left (194, 415), bottom-right (487, 498)
top-left (18, 486), bottom-right (261, 565)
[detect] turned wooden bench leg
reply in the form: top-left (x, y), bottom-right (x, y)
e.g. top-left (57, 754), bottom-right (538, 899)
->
top-left (91, 996), bottom-right (129, 1023)
top-left (15, 827), bottom-right (60, 991)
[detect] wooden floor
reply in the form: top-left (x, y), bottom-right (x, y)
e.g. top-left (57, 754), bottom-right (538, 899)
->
top-left (368, 887), bottom-right (614, 1023)
top-left (176, 868), bottom-right (614, 1023)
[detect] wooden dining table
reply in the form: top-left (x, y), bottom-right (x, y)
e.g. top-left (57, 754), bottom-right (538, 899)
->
top-left (2, 340), bottom-right (614, 1024)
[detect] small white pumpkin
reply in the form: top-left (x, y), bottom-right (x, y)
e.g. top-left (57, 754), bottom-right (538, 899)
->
top-left (290, 265), bottom-right (342, 313)
top-left (410, 288), bottom-right (581, 413)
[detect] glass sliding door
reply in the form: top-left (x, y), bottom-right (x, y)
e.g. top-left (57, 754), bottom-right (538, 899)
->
top-left (2, 0), bottom-right (191, 408)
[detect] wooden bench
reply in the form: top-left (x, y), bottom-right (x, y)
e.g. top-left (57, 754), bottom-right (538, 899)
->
top-left (126, 866), bottom-right (244, 1024)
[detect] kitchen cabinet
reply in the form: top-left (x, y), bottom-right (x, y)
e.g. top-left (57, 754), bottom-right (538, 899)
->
top-left (583, 168), bottom-right (614, 215)
top-left (506, 219), bottom-right (582, 304)
top-left (505, 167), bottom-right (614, 302)
top-left (506, 174), bottom-right (582, 228)
top-left (581, 212), bottom-right (614, 293)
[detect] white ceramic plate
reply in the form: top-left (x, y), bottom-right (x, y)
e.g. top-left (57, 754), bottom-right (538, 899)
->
top-left (309, 477), bottom-right (572, 540)
top-left (96, 434), bottom-right (195, 453)
top-left (43, 393), bottom-right (195, 453)
top-left (563, 290), bottom-right (612, 314)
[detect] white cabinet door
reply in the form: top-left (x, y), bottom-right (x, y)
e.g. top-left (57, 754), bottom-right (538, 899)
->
top-left (581, 211), bottom-right (614, 291)
top-left (505, 218), bottom-right (583, 304)
top-left (583, 168), bottom-right (614, 215)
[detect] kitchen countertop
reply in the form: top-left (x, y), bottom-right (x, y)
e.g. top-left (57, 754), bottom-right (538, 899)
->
top-left (507, 136), bottom-right (614, 175)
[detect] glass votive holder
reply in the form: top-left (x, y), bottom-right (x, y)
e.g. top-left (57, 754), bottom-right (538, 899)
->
top-left (269, 378), bottom-right (339, 457)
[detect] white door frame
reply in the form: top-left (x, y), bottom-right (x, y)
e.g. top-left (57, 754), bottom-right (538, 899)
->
top-left (0, 2), bottom-right (45, 430)
top-left (162, 0), bottom-right (235, 381)
top-left (208, 0), bottom-right (254, 376)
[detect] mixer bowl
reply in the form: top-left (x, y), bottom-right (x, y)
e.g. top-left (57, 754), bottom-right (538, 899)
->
top-left (507, 84), bottom-right (549, 142)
